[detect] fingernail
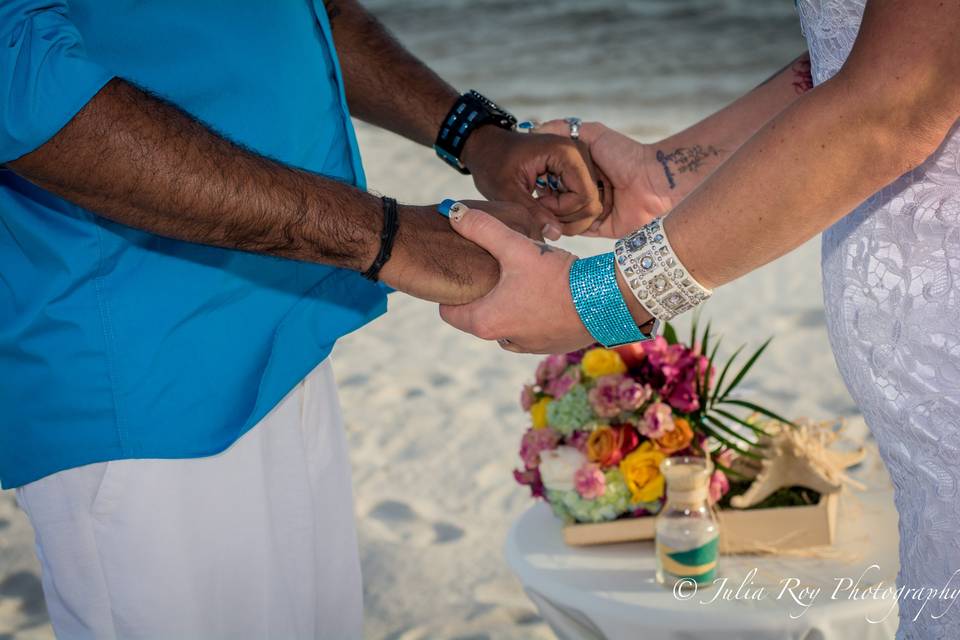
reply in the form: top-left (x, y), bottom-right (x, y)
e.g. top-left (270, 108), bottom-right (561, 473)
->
top-left (547, 174), bottom-right (560, 190)
top-left (535, 176), bottom-right (547, 189)
top-left (515, 120), bottom-right (538, 134)
top-left (437, 198), bottom-right (458, 218)
top-left (449, 202), bottom-right (468, 223)
top-left (543, 223), bottom-right (562, 240)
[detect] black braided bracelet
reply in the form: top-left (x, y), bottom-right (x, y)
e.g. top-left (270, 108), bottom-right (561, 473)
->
top-left (361, 196), bottom-right (399, 282)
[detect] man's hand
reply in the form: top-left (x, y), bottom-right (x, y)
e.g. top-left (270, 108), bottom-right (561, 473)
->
top-left (537, 120), bottom-right (671, 238)
top-left (380, 200), bottom-right (544, 306)
top-left (460, 126), bottom-right (610, 237)
top-left (437, 206), bottom-right (596, 354)
top-left (322, 1), bottom-right (609, 236)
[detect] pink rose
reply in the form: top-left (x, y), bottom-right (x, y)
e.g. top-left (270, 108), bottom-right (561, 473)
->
top-left (640, 402), bottom-right (675, 439)
top-left (588, 374), bottom-right (625, 418)
top-left (545, 368), bottom-right (581, 398)
top-left (574, 463), bottom-right (606, 499)
top-left (536, 354), bottom-right (568, 386)
top-left (519, 428), bottom-right (561, 469)
top-left (636, 339), bottom-right (714, 414)
top-left (714, 449), bottom-right (735, 468)
top-left (618, 379), bottom-right (651, 412)
top-left (708, 469), bottom-right (731, 504)
top-left (514, 467), bottom-right (546, 498)
top-left (665, 375), bottom-right (700, 413)
top-left (520, 385), bottom-right (535, 411)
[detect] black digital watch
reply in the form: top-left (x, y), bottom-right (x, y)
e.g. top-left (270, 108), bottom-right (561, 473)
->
top-left (433, 90), bottom-right (517, 174)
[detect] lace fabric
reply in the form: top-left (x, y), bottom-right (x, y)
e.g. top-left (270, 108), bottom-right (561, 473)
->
top-left (798, 1), bottom-right (960, 637)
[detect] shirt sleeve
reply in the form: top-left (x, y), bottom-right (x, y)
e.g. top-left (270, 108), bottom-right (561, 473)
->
top-left (0, 1), bottom-right (114, 164)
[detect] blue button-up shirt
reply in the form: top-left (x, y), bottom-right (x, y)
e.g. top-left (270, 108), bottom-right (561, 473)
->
top-left (0, 0), bottom-right (387, 488)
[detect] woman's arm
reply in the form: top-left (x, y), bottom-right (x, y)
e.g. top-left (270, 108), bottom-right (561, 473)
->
top-left (538, 52), bottom-right (814, 236)
top-left (668, 0), bottom-right (959, 289)
top-left (646, 52), bottom-right (813, 207)
top-left (440, 0), bottom-right (960, 353)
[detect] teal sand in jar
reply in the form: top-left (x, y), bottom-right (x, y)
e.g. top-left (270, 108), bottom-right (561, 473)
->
top-left (655, 457), bottom-right (720, 587)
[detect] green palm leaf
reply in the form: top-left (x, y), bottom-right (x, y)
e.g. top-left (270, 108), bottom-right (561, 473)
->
top-left (702, 415), bottom-right (763, 456)
top-left (713, 459), bottom-right (749, 480)
top-left (718, 398), bottom-right (796, 428)
top-left (663, 322), bottom-right (678, 345)
top-left (718, 337), bottom-right (772, 400)
top-left (710, 408), bottom-right (771, 438)
top-left (710, 343), bottom-right (745, 405)
top-left (700, 420), bottom-right (763, 460)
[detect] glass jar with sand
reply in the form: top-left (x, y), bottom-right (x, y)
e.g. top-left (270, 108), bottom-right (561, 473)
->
top-left (655, 456), bottom-right (720, 588)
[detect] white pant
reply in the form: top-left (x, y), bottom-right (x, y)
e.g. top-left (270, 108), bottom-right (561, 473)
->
top-left (16, 360), bottom-right (362, 639)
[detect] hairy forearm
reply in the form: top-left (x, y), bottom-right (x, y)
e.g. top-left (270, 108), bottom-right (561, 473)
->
top-left (663, 72), bottom-right (950, 290)
top-left (7, 79), bottom-right (498, 303)
top-left (324, 0), bottom-right (456, 146)
top-left (10, 80), bottom-right (383, 269)
top-left (646, 52), bottom-right (813, 205)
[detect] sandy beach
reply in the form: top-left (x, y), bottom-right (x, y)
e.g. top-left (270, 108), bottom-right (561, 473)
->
top-left (0, 2), bottom-right (873, 638)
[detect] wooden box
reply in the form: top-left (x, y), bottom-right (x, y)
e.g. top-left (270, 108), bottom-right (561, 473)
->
top-left (562, 492), bottom-right (839, 552)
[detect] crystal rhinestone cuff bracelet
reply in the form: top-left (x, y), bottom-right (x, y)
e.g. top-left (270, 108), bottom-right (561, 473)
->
top-left (614, 218), bottom-right (712, 322)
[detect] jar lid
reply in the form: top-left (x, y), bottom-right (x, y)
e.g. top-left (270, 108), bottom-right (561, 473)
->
top-left (660, 456), bottom-right (713, 498)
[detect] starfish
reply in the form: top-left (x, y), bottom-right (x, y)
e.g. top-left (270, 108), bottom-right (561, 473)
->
top-left (729, 418), bottom-right (866, 509)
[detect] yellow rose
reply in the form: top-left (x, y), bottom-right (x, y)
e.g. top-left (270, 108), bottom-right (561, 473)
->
top-left (655, 417), bottom-right (695, 454)
top-left (581, 348), bottom-right (627, 378)
top-left (530, 397), bottom-right (551, 429)
top-left (619, 441), bottom-right (666, 503)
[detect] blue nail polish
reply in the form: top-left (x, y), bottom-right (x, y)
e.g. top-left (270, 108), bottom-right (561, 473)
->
top-left (515, 120), bottom-right (537, 134)
top-left (535, 176), bottom-right (547, 189)
top-left (437, 198), bottom-right (459, 218)
top-left (547, 174), bottom-right (560, 190)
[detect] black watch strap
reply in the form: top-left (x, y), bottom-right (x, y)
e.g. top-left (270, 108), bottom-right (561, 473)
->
top-left (434, 90), bottom-right (517, 174)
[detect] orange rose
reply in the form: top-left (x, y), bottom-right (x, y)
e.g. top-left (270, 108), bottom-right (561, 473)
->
top-left (587, 427), bottom-right (617, 465)
top-left (654, 417), bottom-right (694, 454)
top-left (587, 425), bottom-right (639, 466)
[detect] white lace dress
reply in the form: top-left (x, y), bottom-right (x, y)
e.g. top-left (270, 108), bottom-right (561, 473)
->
top-left (798, 1), bottom-right (960, 637)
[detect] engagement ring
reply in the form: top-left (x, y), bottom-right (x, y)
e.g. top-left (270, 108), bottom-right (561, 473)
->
top-left (565, 116), bottom-right (582, 140)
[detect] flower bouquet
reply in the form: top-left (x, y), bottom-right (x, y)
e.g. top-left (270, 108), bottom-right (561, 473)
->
top-left (514, 321), bottom-right (853, 549)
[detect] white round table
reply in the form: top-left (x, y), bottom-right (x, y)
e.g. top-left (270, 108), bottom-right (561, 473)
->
top-left (505, 465), bottom-right (900, 640)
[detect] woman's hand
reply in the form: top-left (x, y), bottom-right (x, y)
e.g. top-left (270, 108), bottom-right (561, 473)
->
top-left (437, 206), bottom-right (595, 354)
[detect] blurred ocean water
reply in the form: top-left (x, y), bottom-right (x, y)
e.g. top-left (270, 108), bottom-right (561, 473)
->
top-left (366, 0), bottom-right (807, 138)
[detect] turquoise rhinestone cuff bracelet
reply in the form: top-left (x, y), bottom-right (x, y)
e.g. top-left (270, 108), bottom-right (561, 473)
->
top-left (569, 252), bottom-right (652, 348)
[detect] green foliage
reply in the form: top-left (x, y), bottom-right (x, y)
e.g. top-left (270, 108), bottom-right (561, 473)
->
top-left (664, 317), bottom-right (816, 506)
top-left (718, 483), bottom-right (821, 510)
top-left (664, 318), bottom-right (795, 459)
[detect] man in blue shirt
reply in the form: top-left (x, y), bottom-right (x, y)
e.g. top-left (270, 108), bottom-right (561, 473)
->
top-left (0, 1), bottom-right (606, 636)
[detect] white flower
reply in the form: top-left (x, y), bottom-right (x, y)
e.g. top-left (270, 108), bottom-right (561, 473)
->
top-left (539, 446), bottom-right (587, 492)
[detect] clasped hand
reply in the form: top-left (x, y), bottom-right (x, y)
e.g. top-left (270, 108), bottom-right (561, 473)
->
top-left (441, 120), bottom-right (670, 353)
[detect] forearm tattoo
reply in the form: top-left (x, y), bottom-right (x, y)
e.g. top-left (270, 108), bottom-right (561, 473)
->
top-left (791, 55), bottom-right (813, 94)
top-left (654, 145), bottom-right (722, 190)
top-left (756, 52), bottom-right (813, 94)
